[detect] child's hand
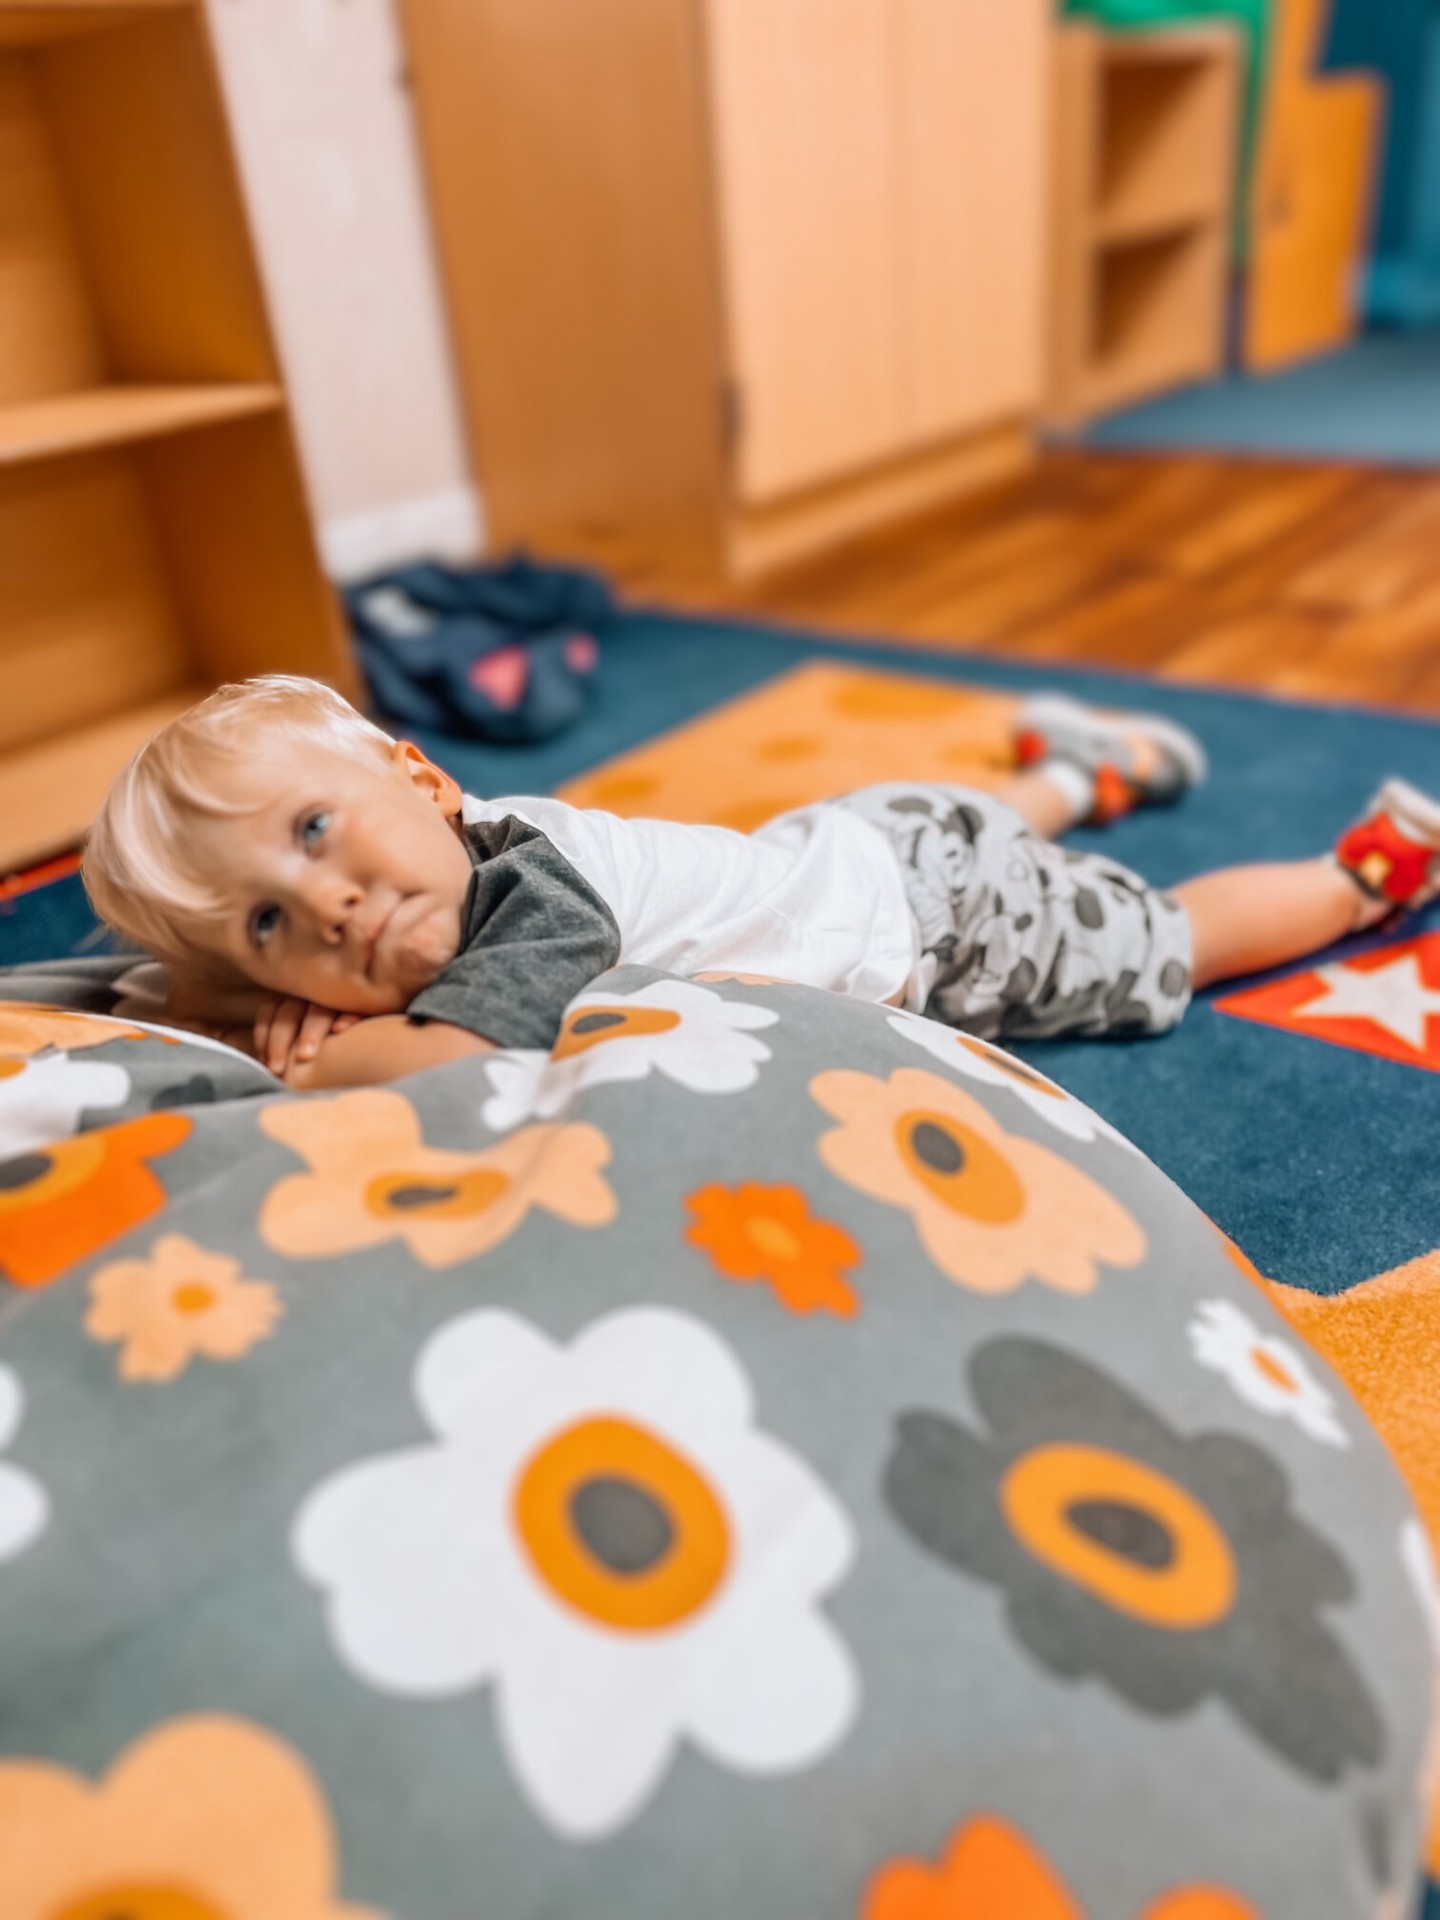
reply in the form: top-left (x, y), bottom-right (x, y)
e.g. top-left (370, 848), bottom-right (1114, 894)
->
top-left (254, 997), bottom-right (364, 1078)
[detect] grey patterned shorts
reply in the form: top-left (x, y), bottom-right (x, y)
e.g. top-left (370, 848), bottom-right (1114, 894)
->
top-left (840, 783), bottom-right (1194, 1041)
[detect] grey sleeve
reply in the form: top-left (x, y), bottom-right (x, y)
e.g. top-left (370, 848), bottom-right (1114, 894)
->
top-left (406, 816), bottom-right (622, 1050)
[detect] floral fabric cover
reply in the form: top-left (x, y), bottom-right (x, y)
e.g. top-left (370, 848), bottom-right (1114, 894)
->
top-left (0, 962), bottom-right (1434, 1920)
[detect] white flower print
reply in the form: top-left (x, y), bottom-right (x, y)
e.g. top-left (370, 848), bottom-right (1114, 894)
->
top-left (0, 1050), bottom-right (129, 1158)
top-left (482, 980), bottom-right (779, 1130)
top-left (0, 1365), bottom-right (48, 1564)
top-left (1401, 1518), bottom-right (1440, 1653)
top-left (293, 1305), bottom-right (857, 1838)
top-left (1189, 1299), bottom-right (1350, 1448)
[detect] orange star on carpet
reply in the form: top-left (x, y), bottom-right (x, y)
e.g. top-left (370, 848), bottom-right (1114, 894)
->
top-left (1214, 932), bottom-right (1440, 1071)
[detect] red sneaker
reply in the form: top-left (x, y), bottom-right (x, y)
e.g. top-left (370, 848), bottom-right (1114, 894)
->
top-left (1335, 779), bottom-right (1440, 908)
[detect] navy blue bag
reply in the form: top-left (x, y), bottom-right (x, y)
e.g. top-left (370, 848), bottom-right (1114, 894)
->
top-left (344, 556), bottom-right (611, 744)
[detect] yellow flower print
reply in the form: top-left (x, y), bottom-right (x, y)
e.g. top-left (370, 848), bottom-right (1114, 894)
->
top-left (86, 1235), bottom-right (283, 1382)
top-left (0, 1714), bottom-right (380, 1920)
top-left (811, 1066), bottom-right (1144, 1296)
top-left (260, 1089), bottom-right (615, 1267)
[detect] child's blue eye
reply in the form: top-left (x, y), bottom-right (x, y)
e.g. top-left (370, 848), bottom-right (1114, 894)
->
top-left (299, 810), bottom-right (330, 848)
top-left (250, 904), bottom-right (281, 947)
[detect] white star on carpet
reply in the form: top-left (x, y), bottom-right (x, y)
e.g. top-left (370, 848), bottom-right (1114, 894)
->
top-left (1293, 953), bottom-right (1440, 1052)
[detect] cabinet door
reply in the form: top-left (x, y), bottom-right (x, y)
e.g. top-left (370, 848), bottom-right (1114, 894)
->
top-left (704, 0), bottom-right (903, 504)
top-left (894, 0), bottom-right (1048, 444)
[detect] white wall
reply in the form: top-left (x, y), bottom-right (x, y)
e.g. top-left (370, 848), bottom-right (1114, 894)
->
top-left (206, 0), bottom-right (484, 579)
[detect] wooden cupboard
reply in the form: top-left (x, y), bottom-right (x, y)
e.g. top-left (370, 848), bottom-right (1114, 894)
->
top-left (1244, 0), bottom-right (1383, 371)
top-left (0, 0), bottom-right (355, 871)
top-left (401, 0), bottom-right (1050, 579)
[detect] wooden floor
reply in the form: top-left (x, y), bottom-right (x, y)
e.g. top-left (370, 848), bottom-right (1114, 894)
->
top-left (618, 451), bottom-right (1440, 715)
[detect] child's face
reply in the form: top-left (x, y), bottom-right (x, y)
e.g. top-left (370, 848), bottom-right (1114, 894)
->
top-left (183, 740), bottom-right (475, 1013)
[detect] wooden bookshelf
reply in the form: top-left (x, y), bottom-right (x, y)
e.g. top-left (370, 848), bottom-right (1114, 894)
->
top-left (1048, 21), bottom-right (1242, 429)
top-left (0, 0), bottom-right (354, 870)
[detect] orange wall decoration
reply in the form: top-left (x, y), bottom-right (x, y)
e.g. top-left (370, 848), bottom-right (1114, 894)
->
top-left (1245, 0), bottom-right (1386, 369)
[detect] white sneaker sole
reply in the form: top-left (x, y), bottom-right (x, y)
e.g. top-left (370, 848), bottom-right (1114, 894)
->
top-left (1018, 693), bottom-right (1209, 788)
top-left (1377, 777), bottom-right (1440, 849)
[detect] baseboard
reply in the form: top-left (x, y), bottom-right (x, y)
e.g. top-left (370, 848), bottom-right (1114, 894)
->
top-left (319, 486), bottom-right (487, 582)
top-left (725, 421), bottom-right (1034, 582)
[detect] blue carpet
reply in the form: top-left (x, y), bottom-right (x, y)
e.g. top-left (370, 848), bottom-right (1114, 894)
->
top-left (0, 868), bottom-right (114, 970)
top-left (7, 606), bottom-right (1438, 1299)
top-left (1081, 330), bottom-right (1440, 465)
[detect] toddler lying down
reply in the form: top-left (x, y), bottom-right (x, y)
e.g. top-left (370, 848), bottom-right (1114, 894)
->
top-left (82, 676), bottom-right (1440, 1089)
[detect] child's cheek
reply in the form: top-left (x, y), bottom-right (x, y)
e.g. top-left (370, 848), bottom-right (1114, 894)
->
top-left (398, 904), bottom-right (464, 980)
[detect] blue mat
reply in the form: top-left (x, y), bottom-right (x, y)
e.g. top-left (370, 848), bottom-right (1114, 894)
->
top-left (1082, 330), bottom-right (1440, 466)
top-left (8, 606), bottom-right (1438, 1301)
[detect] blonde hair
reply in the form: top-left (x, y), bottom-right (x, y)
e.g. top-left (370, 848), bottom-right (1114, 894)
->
top-left (84, 675), bottom-right (393, 973)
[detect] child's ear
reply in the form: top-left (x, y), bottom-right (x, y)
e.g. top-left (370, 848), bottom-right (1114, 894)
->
top-left (391, 740), bottom-right (463, 816)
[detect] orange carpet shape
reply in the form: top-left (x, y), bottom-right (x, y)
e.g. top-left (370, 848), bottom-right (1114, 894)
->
top-left (1217, 934), bottom-right (1440, 1073)
top-left (558, 661), bottom-right (1017, 826)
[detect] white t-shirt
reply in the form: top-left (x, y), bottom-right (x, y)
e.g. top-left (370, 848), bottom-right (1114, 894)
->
top-left (461, 793), bottom-right (921, 1007)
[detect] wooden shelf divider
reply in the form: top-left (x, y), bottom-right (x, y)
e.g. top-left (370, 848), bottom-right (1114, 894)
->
top-left (0, 2), bottom-right (187, 52)
top-left (0, 383), bottom-right (282, 467)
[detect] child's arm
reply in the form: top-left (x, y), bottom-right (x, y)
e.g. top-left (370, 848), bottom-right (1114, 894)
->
top-left (162, 973), bottom-right (493, 1086)
top-left (163, 971), bottom-right (269, 1037)
top-left (273, 1015), bottom-right (494, 1090)
top-left (158, 979), bottom-right (360, 1075)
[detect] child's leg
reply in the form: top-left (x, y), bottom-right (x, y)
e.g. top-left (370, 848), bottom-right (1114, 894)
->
top-left (1175, 860), bottom-right (1382, 989)
top-left (1007, 693), bottom-right (1207, 831)
top-left (992, 767), bottom-right (1093, 840)
top-left (1178, 777), bottom-right (1440, 989)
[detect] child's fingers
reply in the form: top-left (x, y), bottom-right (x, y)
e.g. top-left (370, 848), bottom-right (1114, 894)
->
top-left (265, 997), bottom-right (307, 1074)
top-left (331, 1012), bottom-right (363, 1035)
top-left (253, 996), bottom-right (285, 1064)
top-left (294, 1002), bottom-right (340, 1063)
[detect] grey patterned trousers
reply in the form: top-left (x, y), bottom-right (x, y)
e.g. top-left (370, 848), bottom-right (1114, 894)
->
top-left (839, 784), bottom-right (1194, 1041)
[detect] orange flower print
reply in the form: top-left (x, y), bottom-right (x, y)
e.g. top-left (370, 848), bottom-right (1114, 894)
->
top-left (863, 1815), bottom-right (1080, 1920)
top-left (812, 1067), bottom-right (1144, 1297)
top-left (691, 972), bottom-right (790, 986)
top-left (861, 1814), bottom-right (1260, 1920)
top-left (0, 1112), bottom-right (191, 1290)
top-left (86, 1235), bottom-right (283, 1382)
top-left (0, 1713), bottom-right (380, 1920)
top-left (0, 1002), bottom-right (143, 1056)
top-left (1140, 1898), bottom-right (1262, 1920)
top-left (260, 1088), bottom-right (615, 1268)
top-left (686, 1182), bottom-right (861, 1317)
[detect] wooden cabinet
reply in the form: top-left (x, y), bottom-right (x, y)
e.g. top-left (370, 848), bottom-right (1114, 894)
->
top-left (705, 0), bottom-right (901, 504)
top-left (895, 0), bottom-right (1049, 448)
top-left (402, 0), bottom-right (1049, 579)
top-left (0, 0), bottom-right (354, 871)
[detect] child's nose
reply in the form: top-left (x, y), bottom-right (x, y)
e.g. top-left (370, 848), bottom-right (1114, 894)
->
top-left (305, 874), bottom-right (364, 944)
